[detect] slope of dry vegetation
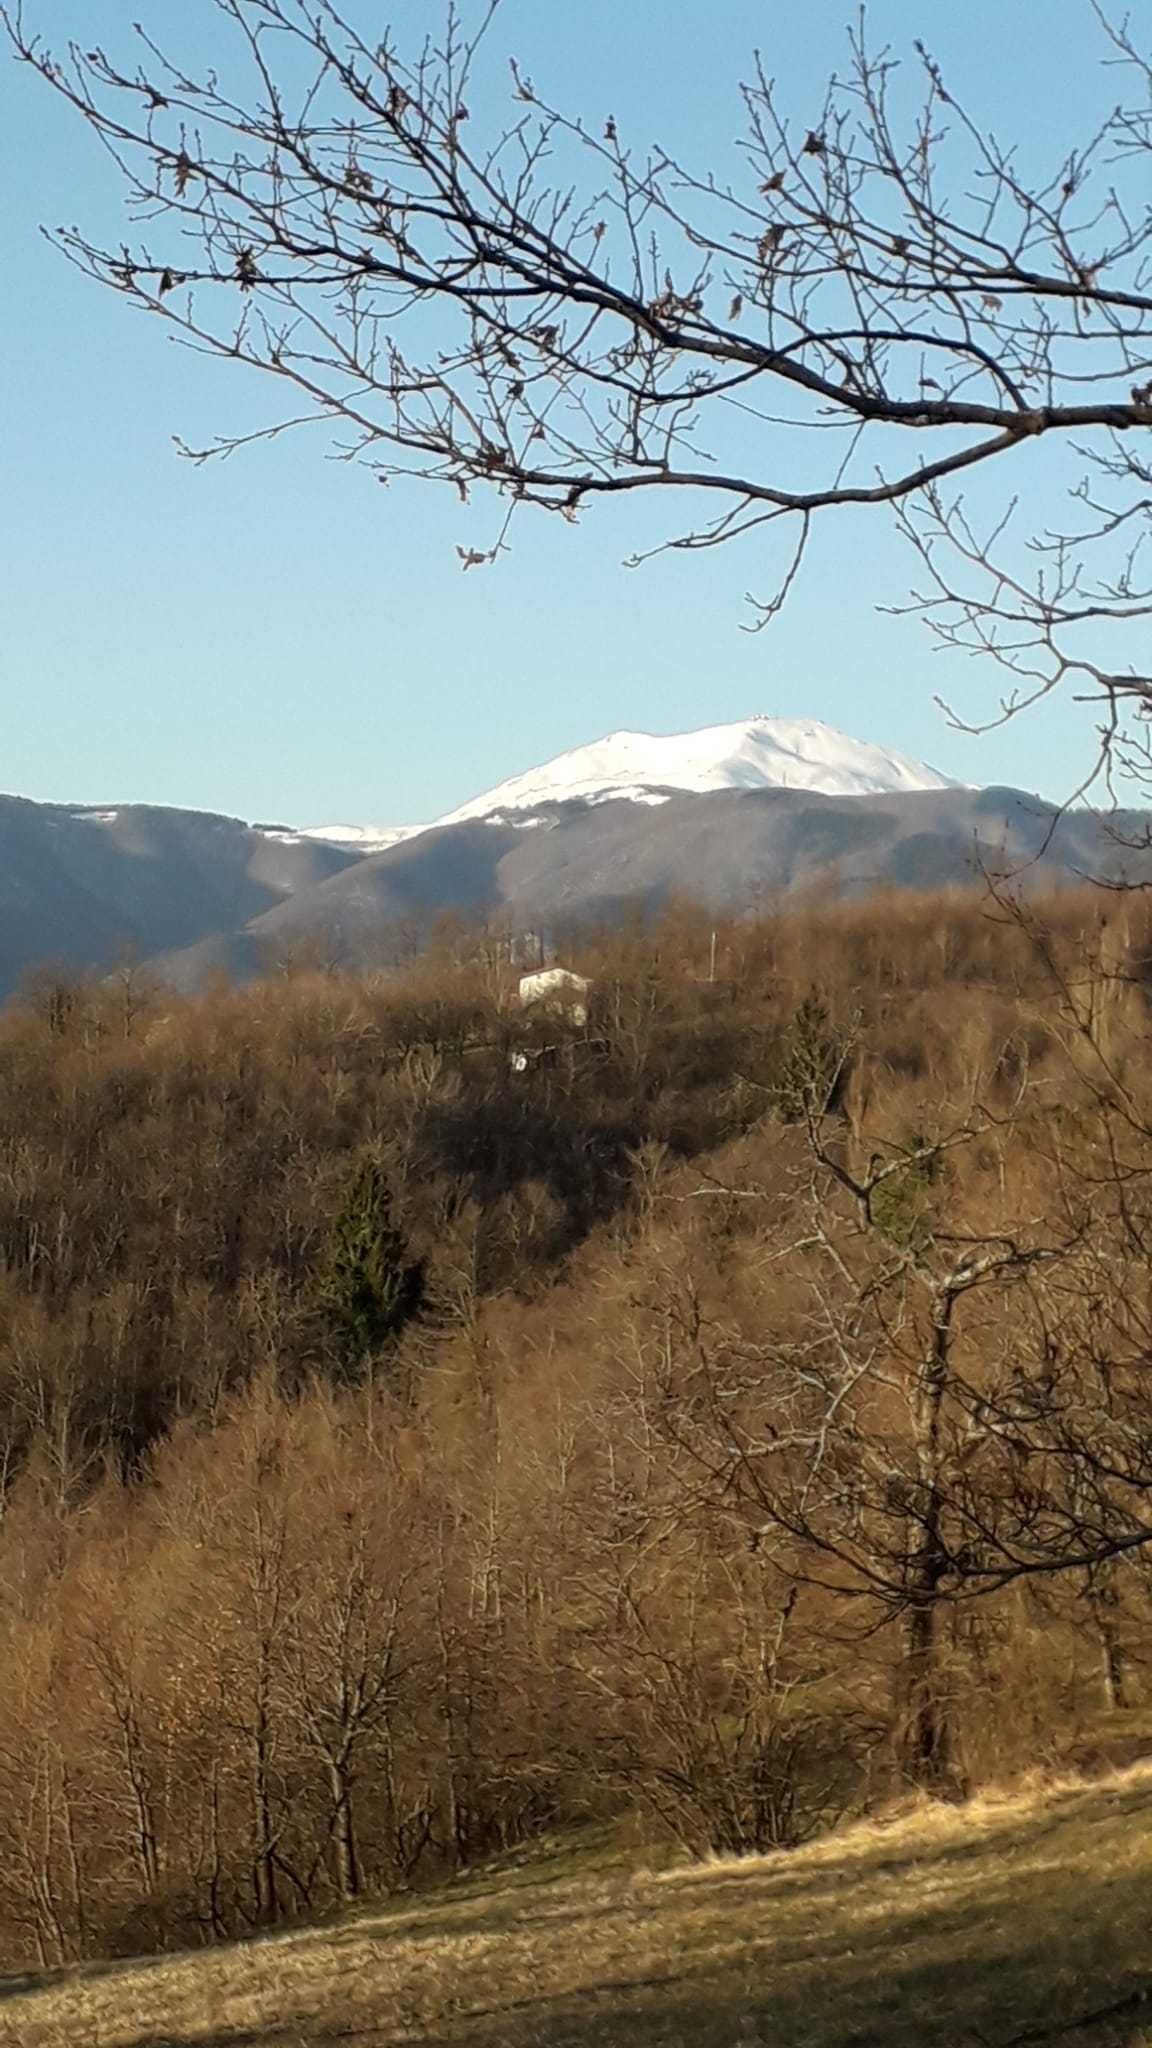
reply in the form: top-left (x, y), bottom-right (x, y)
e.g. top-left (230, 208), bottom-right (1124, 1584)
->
top-left (1, 892), bottom-right (1152, 1988)
top-left (6, 1767), bottom-right (1152, 2046)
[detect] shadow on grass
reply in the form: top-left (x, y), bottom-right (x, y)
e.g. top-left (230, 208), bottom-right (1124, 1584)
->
top-left (186, 1960), bottom-right (1152, 2048)
top-left (181, 1870), bottom-right (1152, 2048)
top-left (10, 1787), bottom-right (1152, 2047)
top-left (327, 1777), bottom-right (1152, 1979)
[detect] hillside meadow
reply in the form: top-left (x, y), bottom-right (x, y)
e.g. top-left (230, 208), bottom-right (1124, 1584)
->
top-left (5, 1767), bottom-right (1152, 2045)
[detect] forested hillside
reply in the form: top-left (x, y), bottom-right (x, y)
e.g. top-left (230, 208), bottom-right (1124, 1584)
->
top-left (1, 892), bottom-right (1151, 1971)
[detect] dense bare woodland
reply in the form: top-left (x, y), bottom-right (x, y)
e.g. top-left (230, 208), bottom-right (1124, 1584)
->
top-left (0, 894), bottom-right (1150, 1968)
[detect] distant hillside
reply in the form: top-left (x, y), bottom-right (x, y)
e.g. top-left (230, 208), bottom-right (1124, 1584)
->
top-left (0, 798), bottom-right (358, 997)
top-left (154, 783), bottom-right (1152, 988)
top-left (0, 713), bottom-right (1145, 996)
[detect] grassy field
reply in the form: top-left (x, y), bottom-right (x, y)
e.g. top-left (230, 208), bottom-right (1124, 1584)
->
top-left (4, 1769), bottom-right (1152, 2048)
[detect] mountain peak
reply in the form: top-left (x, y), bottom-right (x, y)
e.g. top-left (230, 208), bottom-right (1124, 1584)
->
top-left (431, 715), bottom-right (961, 827)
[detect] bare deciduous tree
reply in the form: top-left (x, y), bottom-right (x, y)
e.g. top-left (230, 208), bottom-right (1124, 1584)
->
top-left (5, 1), bottom-right (1152, 767)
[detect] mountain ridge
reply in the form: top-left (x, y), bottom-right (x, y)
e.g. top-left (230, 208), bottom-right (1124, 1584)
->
top-left (150, 781), bottom-right (1150, 992)
top-left (0, 719), bottom-right (1127, 999)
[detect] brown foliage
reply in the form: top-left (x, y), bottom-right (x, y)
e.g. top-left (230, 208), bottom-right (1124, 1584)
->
top-left (0, 890), bottom-right (1150, 1966)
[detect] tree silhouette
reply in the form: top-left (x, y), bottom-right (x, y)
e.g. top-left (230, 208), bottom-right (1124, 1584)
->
top-left (5, 2), bottom-right (1151, 776)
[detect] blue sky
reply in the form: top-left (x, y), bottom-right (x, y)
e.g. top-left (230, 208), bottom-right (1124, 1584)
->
top-left (1, 0), bottom-right (1122, 826)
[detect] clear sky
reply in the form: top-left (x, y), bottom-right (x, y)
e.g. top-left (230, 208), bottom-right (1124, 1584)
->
top-left (0, 0), bottom-right (1122, 827)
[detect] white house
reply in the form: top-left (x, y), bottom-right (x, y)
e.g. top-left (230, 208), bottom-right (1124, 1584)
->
top-left (517, 967), bottom-right (592, 1029)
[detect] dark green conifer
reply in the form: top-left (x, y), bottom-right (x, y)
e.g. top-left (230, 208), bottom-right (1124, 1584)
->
top-left (315, 1160), bottom-right (424, 1374)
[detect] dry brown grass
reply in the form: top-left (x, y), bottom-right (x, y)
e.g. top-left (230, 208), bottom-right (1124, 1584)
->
top-left (4, 1768), bottom-right (1152, 2048)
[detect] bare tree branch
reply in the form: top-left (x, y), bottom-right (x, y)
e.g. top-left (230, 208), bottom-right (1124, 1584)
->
top-left (4, 0), bottom-right (1151, 696)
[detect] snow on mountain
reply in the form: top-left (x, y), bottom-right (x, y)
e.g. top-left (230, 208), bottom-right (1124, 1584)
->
top-left (434, 717), bottom-right (962, 825)
top-left (293, 824), bottom-right (422, 854)
top-left (279, 719), bottom-right (963, 855)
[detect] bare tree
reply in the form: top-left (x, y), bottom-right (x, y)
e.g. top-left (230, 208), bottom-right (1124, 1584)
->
top-left (5, 1), bottom-right (1152, 764)
top-left (629, 1094), bottom-right (1110, 1789)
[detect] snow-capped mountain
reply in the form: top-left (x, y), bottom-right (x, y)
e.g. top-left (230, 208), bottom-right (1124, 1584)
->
top-left (300, 719), bottom-right (960, 846)
top-left (0, 728), bottom-right (1136, 1000)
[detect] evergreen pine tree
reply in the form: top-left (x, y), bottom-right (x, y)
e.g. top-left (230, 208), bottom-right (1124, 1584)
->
top-left (777, 993), bottom-right (845, 1121)
top-left (315, 1160), bottom-right (425, 1375)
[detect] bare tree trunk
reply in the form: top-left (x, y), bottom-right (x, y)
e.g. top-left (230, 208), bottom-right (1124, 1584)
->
top-left (123, 1708), bottom-right (161, 1899)
top-left (1089, 1578), bottom-right (1131, 1713)
top-left (206, 1761), bottom-right (227, 1942)
top-left (326, 1753), bottom-right (361, 1904)
top-left (251, 1680), bottom-right (279, 1926)
top-left (26, 1751), bottom-right (68, 1968)
top-left (435, 1573), bottom-right (468, 1869)
top-left (60, 1766), bottom-right (88, 1957)
top-left (900, 1304), bottom-right (955, 1793)
top-left (900, 1585), bottom-right (952, 1791)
